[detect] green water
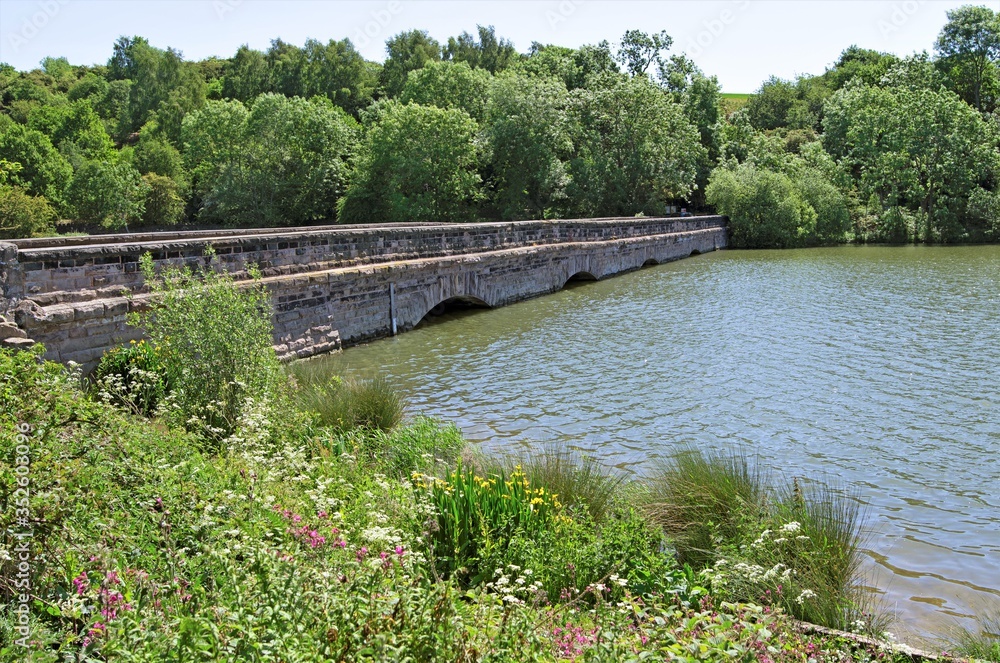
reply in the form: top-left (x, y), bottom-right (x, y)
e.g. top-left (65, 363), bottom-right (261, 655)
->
top-left (315, 245), bottom-right (1000, 638)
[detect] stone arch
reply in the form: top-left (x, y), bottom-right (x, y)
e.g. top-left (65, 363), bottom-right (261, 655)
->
top-left (689, 249), bottom-right (701, 256)
top-left (642, 258), bottom-right (660, 267)
top-left (417, 295), bottom-right (491, 324)
top-left (563, 271), bottom-right (598, 288)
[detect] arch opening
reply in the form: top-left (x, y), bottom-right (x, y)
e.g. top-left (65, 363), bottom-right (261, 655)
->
top-left (689, 249), bottom-right (701, 256)
top-left (563, 271), bottom-right (598, 289)
top-left (418, 295), bottom-right (491, 325)
top-left (642, 258), bottom-right (660, 267)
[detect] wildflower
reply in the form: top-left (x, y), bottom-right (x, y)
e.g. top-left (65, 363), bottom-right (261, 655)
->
top-left (796, 589), bottom-right (817, 604)
top-left (72, 572), bottom-right (89, 596)
top-left (780, 521), bottom-right (802, 533)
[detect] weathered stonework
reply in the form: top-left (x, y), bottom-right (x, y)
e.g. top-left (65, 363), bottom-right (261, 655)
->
top-left (0, 216), bottom-right (727, 367)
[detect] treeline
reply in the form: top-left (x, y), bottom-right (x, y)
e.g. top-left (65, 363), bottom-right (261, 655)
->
top-left (1, 9), bottom-right (999, 246)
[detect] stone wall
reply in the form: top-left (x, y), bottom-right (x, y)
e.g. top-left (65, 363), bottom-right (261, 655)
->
top-left (0, 216), bottom-right (727, 366)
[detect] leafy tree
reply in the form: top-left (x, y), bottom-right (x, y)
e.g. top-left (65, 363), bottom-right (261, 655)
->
top-left (140, 172), bottom-right (184, 227)
top-left (400, 60), bottom-right (491, 122)
top-left (222, 45), bottom-right (269, 103)
top-left (617, 30), bottom-right (672, 77)
top-left (935, 5), bottom-right (1000, 111)
top-left (0, 119), bottom-right (73, 211)
top-left (822, 46), bottom-right (899, 91)
top-left (745, 76), bottom-right (799, 130)
top-left (381, 31), bottom-right (442, 98)
top-left (517, 42), bottom-right (618, 91)
top-left (485, 72), bottom-right (573, 219)
top-left (338, 101), bottom-right (481, 223)
top-left (568, 74), bottom-right (705, 216)
top-left (66, 159), bottom-right (149, 229)
top-left (182, 95), bottom-right (358, 226)
top-left (134, 124), bottom-right (187, 187)
top-left (823, 79), bottom-right (998, 242)
top-left (706, 164), bottom-right (815, 248)
top-left (27, 99), bottom-right (114, 161)
top-left (299, 38), bottom-right (378, 115)
top-left (67, 72), bottom-right (109, 103)
top-left (444, 25), bottom-right (518, 74)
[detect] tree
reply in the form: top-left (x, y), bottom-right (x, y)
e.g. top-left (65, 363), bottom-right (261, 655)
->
top-left (444, 25), bottom-right (518, 74)
top-left (338, 101), bottom-right (481, 223)
top-left (616, 30), bottom-right (672, 77)
top-left (935, 5), bottom-right (1000, 111)
top-left (400, 60), bottom-right (491, 122)
top-left (299, 38), bottom-right (378, 115)
top-left (568, 75), bottom-right (705, 216)
top-left (745, 76), bottom-right (799, 130)
top-left (140, 172), bottom-right (184, 227)
top-left (27, 98), bottom-right (114, 161)
top-left (222, 45), bottom-right (269, 103)
top-left (182, 95), bottom-right (358, 226)
top-left (380, 31), bottom-right (442, 98)
top-left (0, 118), bottom-right (73, 212)
top-left (706, 164), bottom-right (815, 248)
top-left (823, 79), bottom-right (998, 242)
top-left (484, 72), bottom-right (573, 219)
top-left (66, 159), bottom-right (149, 230)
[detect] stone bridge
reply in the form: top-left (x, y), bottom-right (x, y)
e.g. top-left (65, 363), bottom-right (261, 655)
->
top-left (0, 216), bottom-right (727, 366)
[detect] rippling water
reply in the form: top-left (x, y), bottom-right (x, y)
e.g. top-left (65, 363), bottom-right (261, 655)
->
top-left (315, 245), bottom-right (1000, 638)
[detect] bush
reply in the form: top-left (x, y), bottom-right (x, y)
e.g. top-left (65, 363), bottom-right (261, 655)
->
top-left (0, 184), bottom-right (56, 238)
top-left (90, 339), bottom-right (173, 416)
top-left (706, 164), bottom-right (815, 248)
top-left (133, 250), bottom-right (281, 440)
top-left (140, 172), bottom-right (184, 227)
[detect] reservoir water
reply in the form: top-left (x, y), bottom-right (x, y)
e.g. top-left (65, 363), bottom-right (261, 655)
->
top-left (315, 245), bottom-right (1000, 639)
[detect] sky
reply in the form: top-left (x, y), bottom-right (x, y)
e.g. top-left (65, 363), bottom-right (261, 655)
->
top-left (0, 0), bottom-right (980, 92)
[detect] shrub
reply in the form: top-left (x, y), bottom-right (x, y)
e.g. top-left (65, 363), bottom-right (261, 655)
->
top-left (132, 250), bottom-right (280, 440)
top-left (140, 172), bottom-right (184, 227)
top-left (706, 164), bottom-right (814, 248)
top-left (90, 339), bottom-right (172, 416)
top-left (0, 184), bottom-right (56, 238)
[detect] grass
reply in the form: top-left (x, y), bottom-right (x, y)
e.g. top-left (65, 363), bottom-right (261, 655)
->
top-left (949, 607), bottom-right (1000, 661)
top-left (638, 446), bottom-right (770, 566)
top-left (636, 446), bottom-right (881, 632)
top-left (288, 360), bottom-right (404, 433)
top-left (720, 92), bottom-right (751, 115)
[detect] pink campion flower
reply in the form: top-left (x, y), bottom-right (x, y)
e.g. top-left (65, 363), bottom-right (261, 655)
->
top-left (105, 571), bottom-right (120, 585)
top-left (394, 546), bottom-right (405, 556)
top-left (72, 572), bottom-right (89, 596)
top-left (356, 547), bottom-right (368, 562)
top-left (318, 510), bottom-right (328, 519)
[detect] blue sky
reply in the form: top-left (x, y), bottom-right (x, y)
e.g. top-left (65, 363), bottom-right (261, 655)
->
top-left (0, 0), bottom-right (976, 92)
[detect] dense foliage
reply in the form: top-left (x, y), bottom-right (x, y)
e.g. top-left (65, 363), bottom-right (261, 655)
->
top-left (0, 9), bottom-right (998, 241)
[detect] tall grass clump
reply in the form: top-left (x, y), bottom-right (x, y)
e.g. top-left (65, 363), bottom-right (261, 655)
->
top-left (639, 446), bottom-right (878, 632)
top-left (639, 446), bottom-right (770, 567)
top-left (949, 607), bottom-right (1000, 662)
top-left (132, 249), bottom-right (281, 440)
top-left (490, 449), bottom-right (628, 523)
top-left (289, 362), bottom-right (404, 433)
